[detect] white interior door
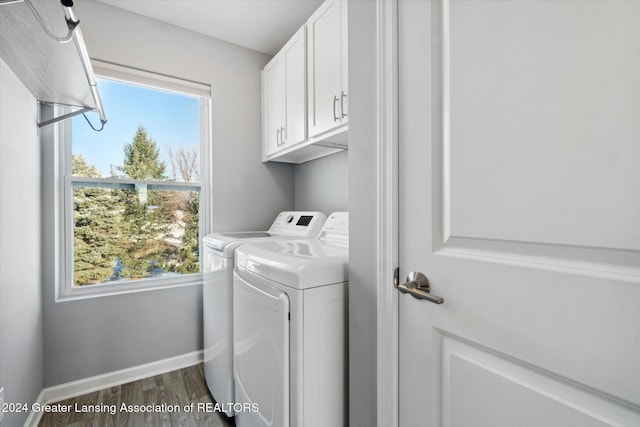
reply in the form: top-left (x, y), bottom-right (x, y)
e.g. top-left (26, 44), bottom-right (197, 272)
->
top-left (397, 1), bottom-right (640, 426)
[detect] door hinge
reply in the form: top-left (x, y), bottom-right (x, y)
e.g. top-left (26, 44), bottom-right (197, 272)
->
top-left (393, 267), bottom-right (399, 289)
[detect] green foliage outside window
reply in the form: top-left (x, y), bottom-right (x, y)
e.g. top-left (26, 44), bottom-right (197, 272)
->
top-left (73, 125), bottom-right (200, 286)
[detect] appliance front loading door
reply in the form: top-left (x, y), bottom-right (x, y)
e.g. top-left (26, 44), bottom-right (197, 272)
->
top-left (233, 272), bottom-right (290, 427)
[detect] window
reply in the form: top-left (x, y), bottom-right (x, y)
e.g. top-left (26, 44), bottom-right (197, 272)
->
top-left (59, 61), bottom-right (211, 298)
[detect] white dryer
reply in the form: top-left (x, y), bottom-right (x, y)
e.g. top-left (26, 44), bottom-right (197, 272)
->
top-left (202, 211), bottom-right (326, 417)
top-left (233, 212), bottom-right (349, 427)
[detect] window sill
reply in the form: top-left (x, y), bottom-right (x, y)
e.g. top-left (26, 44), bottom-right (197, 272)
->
top-left (56, 273), bottom-right (203, 302)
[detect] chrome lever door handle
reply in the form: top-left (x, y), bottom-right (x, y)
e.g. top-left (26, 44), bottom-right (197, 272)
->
top-left (397, 271), bottom-right (444, 304)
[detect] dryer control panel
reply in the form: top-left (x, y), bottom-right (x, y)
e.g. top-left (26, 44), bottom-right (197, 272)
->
top-left (317, 212), bottom-right (349, 244)
top-left (268, 211), bottom-right (327, 237)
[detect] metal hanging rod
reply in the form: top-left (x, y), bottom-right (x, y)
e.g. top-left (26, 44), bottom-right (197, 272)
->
top-left (1, 0), bottom-right (107, 129)
top-left (60, 0), bottom-right (107, 127)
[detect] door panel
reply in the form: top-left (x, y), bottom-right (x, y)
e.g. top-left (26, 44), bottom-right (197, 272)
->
top-left (307, 0), bottom-right (342, 137)
top-left (446, 0), bottom-right (640, 251)
top-left (398, 1), bottom-right (640, 426)
top-left (284, 27), bottom-right (306, 146)
top-left (263, 57), bottom-right (284, 157)
top-left (441, 334), bottom-right (638, 427)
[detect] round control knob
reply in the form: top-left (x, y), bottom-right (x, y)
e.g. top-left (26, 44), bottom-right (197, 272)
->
top-left (286, 215), bottom-right (294, 223)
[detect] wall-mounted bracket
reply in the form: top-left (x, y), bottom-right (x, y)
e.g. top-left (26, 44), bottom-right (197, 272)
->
top-left (37, 105), bottom-right (93, 128)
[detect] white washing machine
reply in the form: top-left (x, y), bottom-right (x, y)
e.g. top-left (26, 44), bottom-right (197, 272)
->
top-left (202, 211), bottom-right (326, 417)
top-left (233, 212), bottom-right (349, 427)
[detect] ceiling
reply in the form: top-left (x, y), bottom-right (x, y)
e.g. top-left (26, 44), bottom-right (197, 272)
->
top-left (96, 0), bottom-right (324, 56)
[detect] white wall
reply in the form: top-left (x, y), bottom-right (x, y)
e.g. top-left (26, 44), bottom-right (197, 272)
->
top-left (347, 1), bottom-right (378, 425)
top-left (42, 0), bottom-right (295, 387)
top-left (0, 59), bottom-right (44, 426)
top-left (293, 151), bottom-right (348, 213)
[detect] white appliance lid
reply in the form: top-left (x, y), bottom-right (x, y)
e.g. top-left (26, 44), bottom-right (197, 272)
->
top-left (203, 211), bottom-right (327, 255)
top-left (216, 231), bottom-right (273, 239)
top-left (235, 212), bottom-right (349, 289)
top-left (236, 239), bottom-right (348, 289)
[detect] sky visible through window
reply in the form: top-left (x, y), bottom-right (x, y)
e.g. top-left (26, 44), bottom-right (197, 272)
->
top-left (72, 78), bottom-right (200, 178)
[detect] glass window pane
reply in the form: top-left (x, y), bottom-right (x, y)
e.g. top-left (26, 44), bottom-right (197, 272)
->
top-left (71, 78), bottom-right (200, 182)
top-left (73, 186), bottom-right (200, 286)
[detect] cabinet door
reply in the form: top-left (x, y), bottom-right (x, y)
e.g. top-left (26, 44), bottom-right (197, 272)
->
top-left (283, 26), bottom-right (307, 147)
top-left (307, 0), bottom-right (344, 138)
top-left (339, 0), bottom-right (348, 125)
top-left (262, 56), bottom-right (284, 158)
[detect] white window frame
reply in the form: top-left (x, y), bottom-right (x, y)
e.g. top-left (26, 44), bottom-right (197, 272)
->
top-left (57, 60), bottom-right (213, 300)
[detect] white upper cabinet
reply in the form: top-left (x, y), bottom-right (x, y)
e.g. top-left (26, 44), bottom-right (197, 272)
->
top-left (307, 0), bottom-right (348, 138)
top-left (263, 55), bottom-right (285, 158)
top-left (262, 0), bottom-right (348, 164)
top-left (283, 27), bottom-right (307, 148)
top-left (263, 26), bottom-right (307, 161)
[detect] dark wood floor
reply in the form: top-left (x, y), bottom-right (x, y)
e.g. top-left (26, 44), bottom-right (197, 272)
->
top-left (38, 364), bottom-right (234, 427)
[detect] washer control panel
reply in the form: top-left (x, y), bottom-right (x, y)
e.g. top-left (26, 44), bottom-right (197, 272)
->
top-left (268, 211), bottom-right (327, 237)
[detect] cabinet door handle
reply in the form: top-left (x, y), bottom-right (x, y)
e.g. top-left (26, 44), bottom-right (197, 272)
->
top-left (333, 95), bottom-right (340, 122)
top-left (276, 128), bottom-right (282, 146)
top-left (340, 91), bottom-right (347, 118)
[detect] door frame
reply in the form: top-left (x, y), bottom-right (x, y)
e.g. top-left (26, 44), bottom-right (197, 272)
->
top-left (375, 1), bottom-right (400, 427)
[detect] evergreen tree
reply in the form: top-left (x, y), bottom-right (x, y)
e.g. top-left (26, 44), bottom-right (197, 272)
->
top-left (72, 154), bottom-right (101, 178)
top-left (165, 146), bottom-right (200, 274)
top-left (72, 155), bottom-right (124, 285)
top-left (185, 194), bottom-right (200, 272)
top-left (115, 125), bottom-right (172, 279)
top-left (173, 192), bottom-right (200, 274)
top-left (117, 125), bottom-right (167, 180)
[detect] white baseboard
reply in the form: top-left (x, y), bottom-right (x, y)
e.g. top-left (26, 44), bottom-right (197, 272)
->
top-left (23, 389), bottom-right (45, 427)
top-left (23, 350), bottom-right (203, 427)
